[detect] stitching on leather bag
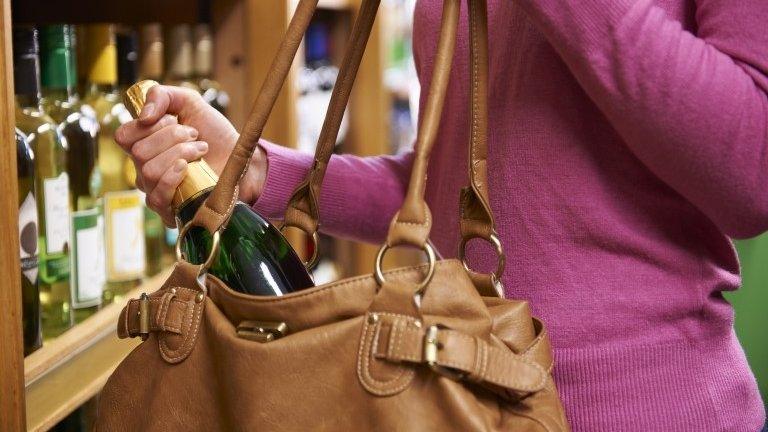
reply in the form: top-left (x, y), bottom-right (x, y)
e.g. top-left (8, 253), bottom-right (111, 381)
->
top-left (156, 292), bottom-right (174, 331)
top-left (470, 0), bottom-right (480, 188)
top-left (357, 313), bottom-right (414, 395)
top-left (159, 288), bottom-right (203, 362)
top-left (212, 260), bottom-right (454, 304)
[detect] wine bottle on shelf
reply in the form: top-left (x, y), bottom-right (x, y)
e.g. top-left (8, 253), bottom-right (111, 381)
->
top-left (16, 128), bottom-right (43, 355)
top-left (83, 24), bottom-right (145, 304)
top-left (117, 28), bottom-right (164, 277)
top-left (124, 80), bottom-right (314, 295)
top-left (12, 26), bottom-right (73, 338)
top-left (192, 23), bottom-right (229, 115)
top-left (40, 24), bottom-right (104, 323)
top-left (164, 25), bottom-right (199, 91)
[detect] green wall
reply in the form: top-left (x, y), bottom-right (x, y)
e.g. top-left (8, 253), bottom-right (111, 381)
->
top-left (728, 235), bottom-right (768, 401)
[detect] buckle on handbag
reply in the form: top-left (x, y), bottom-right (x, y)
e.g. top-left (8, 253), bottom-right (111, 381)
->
top-left (138, 293), bottom-right (150, 341)
top-left (424, 325), bottom-right (465, 381)
top-left (237, 321), bottom-right (288, 343)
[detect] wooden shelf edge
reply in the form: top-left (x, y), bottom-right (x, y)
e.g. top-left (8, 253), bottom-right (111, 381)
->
top-left (24, 267), bottom-right (173, 431)
top-left (318, 0), bottom-right (353, 10)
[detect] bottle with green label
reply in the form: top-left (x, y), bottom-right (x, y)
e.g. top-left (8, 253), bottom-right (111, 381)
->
top-left (83, 24), bottom-right (145, 305)
top-left (16, 128), bottom-right (43, 355)
top-left (40, 24), bottom-right (104, 323)
top-left (13, 26), bottom-right (73, 338)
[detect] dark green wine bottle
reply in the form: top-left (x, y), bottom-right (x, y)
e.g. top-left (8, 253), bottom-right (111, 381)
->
top-left (124, 80), bottom-right (313, 295)
top-left (40, 24), bottom-right (104, 324)
top-left (17, 128), bottom-right (43, 355)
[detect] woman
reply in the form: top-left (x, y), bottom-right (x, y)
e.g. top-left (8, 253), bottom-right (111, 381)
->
top-left (116, 0), bottom-right (767, 430)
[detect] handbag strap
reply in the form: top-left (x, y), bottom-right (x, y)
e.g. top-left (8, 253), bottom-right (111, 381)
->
top-left (282, 0), bottom-right (502, 292)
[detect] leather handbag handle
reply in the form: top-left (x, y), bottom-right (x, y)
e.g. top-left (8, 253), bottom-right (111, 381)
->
top-left (283, 0), bottom-right (501, 286)
top-left (189, 0), bottom-right (321, 234)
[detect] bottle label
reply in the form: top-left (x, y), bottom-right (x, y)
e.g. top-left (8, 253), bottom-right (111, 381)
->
top-left (19, 192), bottom-right (39, 284)
top-left (104, 190), bottom-right (146, 281)
top-left (43, 172), bottom-right (71, 254)
top-left (70, 208), bottom-right (105, 308)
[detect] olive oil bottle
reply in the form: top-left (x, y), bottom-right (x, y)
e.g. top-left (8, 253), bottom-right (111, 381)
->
top-left (13, 26), bottom-right (73, 338)
top-left (125, 81), bottom-right (314, 295)
top-left (16, 128), bottom-right (43, 354)
top-left (40, 24), bottom-right (104, 323)
top-left (83, 24), bottom-right (145, 304)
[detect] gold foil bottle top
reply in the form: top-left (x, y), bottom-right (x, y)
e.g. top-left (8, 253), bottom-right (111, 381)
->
top-left (165, 24), bottom-right (194, 80)
top-left (123, 79), bottom-right (218, 211)
top-left (139, 23), bottom-right (164, 80)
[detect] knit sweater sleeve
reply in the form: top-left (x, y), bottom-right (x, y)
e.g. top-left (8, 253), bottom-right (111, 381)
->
top-left (516, 0), bottom-right (768, 238)
top-left (251, 140), bottom-right (413, 243)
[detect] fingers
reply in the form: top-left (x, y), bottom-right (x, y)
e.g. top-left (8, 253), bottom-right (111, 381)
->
top-left (139, 141), bottom-right (209, 192)
top-left (145, 159), bottom-right (188, 227)
top-left (130, 123), bottom-right (199, 165)
top-left (138, 85), bottom-right (206, 125)
top-left (115, 114), bottom-right (177, 152)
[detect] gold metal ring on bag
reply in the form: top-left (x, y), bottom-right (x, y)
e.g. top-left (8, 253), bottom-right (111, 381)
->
top-left (278, 224), bottom-right (320, 269)
top-left (457, 232), bottom-right (505, 283)
top-left (176, 221), bottom-right (222, 274)
top-left (374, 242), bottom-right (437, 296)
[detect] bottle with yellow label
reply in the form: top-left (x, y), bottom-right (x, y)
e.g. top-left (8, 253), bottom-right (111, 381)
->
top-left (83, 24), bottom-right (145, 304)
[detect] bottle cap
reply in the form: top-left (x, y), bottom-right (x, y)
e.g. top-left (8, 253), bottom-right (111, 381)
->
top-left (84, 24), bottom-right (117, 85)
top-left (117, 29), bottom-right (138, 87)
top-left (12, 26), bottom-right (41, 97)
top-left (139, 24), bottom-right (164, 80)
top-left (165, 24), bottom-right (193, 80)
top-left (123, 80), bottom-right (218, 210)
top-left (39, 25), bottom-right (76, 89)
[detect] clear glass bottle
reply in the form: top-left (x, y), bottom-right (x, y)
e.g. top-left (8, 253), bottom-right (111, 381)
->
top-left (13, 25), bottom-right (73, 338)
top-left (40, 24), bottom-right (104, 323)
top-left (164, 24), bottom-right (200, 91)
top-left (83, 24), bottom-right (145, 305)
top-left (192, 23), bottom-right (229, 115)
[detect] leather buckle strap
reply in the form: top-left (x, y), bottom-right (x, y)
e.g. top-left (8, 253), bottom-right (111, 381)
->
top-left (372, 319), bottom-right (548, 396)
top-left (118, 288), bottom-right (199, 340)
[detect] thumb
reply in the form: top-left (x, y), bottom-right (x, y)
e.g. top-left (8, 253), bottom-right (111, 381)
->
top-left (138, 85), bottom-right (206, 125)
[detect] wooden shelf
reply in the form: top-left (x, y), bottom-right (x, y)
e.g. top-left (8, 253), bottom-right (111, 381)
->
top-left (24, 268), bottom-right (172, 432)
top-left (318, 0), bottom-right (353, 10)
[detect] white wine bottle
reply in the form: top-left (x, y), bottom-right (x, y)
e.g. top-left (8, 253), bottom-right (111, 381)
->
top-left (13, 26), bottom-right (73, 338)
top-left (164, 24), bottom-right (199, 91)
top-left (83, 24), bottom-right (145, 305)
top-left (192, 23), bottom-right (229, 115)
top-left (40, 24), bottom-right (104, 323)
top-left (16, 128), bottom-right (43, 354)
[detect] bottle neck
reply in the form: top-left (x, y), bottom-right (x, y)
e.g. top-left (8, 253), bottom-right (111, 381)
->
top-left (14, 53), bottom-right (41, 106)
top-left (176, 189), bottom-right (213, 227)
top-left (41, 86), bottom-right (76, 103)
top-left (16, 93), bottom-right (41, 111)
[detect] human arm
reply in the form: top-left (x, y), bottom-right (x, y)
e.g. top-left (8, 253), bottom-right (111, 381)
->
top-left (515, 0), bottom-right (768, 238)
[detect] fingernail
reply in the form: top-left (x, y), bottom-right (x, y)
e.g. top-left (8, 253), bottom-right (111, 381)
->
top-left (186, 126), bottom-right (198, 139)
top-left (140, 102), bottom-right (155, 120)
top-left (173, 159), bottom-right (187, 173)
top-left (195, 141), bottom-right (208, 152)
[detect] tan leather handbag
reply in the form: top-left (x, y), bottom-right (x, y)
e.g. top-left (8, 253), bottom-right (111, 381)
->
top-left (95, 0), bottom-right (569, 430)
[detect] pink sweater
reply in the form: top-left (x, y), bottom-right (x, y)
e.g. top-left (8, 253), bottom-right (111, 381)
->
top-left (254, 0), bottom-right (767, 429)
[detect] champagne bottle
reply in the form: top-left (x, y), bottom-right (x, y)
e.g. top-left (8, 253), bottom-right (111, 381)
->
top-left (124, 80), bottom-right (314, 295)
top-left (83, 24), bottom-right (145, 304)
top-left (192, 24), bottom-right (229, 115)
top-left (164, 25), bottom-right (200, 91)
top-left (16, 128), bottom-right (43, 355)
top-left (40, 24), bottom-right (104, 323)
top-left (117, 28), bottom-right (164, 276)
top-left (13, 26), bottom-right (73, 338)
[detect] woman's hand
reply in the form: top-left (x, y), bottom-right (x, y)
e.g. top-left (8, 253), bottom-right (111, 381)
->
top-left (115, 85), bottom-right (267, 226)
